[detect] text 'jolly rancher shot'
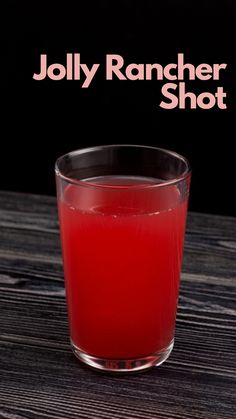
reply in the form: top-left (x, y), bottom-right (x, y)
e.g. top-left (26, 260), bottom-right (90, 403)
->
top-left (34, 53), bottom-right (227, 109)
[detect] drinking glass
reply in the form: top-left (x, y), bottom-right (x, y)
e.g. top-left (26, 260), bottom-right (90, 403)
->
top-left (55, 145), bottom-right (191, 373)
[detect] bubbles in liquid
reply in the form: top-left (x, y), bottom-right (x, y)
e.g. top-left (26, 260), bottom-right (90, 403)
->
top-left (82, 175), bottom-right (165, 188)
top-left (64, 175), bottom-right (181, 216)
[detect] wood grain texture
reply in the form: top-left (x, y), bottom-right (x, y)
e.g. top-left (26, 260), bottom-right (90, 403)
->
top-left (0, 190), bottom-right (235, 419)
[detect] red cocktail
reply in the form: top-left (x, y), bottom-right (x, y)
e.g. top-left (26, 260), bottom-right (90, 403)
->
top-left (56, 146), bottom-right (191, 372)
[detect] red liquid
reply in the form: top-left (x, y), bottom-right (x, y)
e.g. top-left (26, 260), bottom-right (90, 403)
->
top-left (58, 176), bottom-right (188, 359)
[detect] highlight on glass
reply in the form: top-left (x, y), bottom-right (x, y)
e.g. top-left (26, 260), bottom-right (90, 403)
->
top-left (55, 145), bottom-right (191, 373)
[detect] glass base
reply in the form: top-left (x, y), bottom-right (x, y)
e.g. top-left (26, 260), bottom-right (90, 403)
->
top-left (71, 340), bottom-right (174, 373)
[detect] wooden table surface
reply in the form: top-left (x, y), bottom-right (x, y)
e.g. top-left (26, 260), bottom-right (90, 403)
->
top-left (0, 191), bottom-right (235, 419)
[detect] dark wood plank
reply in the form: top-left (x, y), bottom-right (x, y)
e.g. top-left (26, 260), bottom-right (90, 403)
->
top-left (0, 191), bottom-right (235, 419)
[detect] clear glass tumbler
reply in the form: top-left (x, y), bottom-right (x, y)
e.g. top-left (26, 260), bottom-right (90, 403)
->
top-left (55, 145), bottom-right (191, 373)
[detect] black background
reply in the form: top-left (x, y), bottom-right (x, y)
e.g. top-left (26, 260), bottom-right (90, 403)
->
top-left (3, 1), bottom-right (236, 215)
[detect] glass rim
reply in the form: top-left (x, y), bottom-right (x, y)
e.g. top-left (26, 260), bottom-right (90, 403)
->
top-left (55, 144), bottom-right (191, 190)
